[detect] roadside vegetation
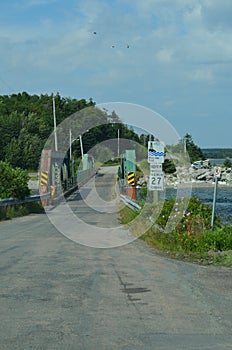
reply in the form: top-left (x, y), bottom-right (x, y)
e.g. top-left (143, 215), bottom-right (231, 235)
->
top-left (0, 161), bottom-right (30, 199)
top-left (0, 161), bottom-right (44, 221)
top-left (0, 202), bottom-right (44, 221)
top-left (120, 196), bottom-right (232, 267)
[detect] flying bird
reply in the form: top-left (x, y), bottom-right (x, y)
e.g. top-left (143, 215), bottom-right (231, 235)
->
top-left (92, 32), bottom-right (130, 50)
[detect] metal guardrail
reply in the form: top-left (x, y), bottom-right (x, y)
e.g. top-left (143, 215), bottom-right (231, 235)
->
top-left (120, 194), bottom-right (141, 210)
top-left (0, 169), bottom-right (96, 207)
top-left (0, 168), bottom-right (97, 209)
top-left (0, 193), bottom-right (50, 207)
top-left (120, 194), bottom-right (165, 232)
top-left (0, 168), bottom-right (97, 207)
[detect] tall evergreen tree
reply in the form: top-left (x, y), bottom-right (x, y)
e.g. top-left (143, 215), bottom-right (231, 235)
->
top-left (183, 133), bottom-right (204, 163)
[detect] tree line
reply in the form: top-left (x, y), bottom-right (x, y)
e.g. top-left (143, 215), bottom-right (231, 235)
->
top-left (0, 92), bottom-right (96, 170)
top-left (0, 92), bottom-right (143, 172)
top-left (202, 148), bottom-right (232, 159)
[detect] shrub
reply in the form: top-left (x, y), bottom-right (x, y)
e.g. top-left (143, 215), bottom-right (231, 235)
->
top-left (141, 196), bottom-right (232, 253)
top-left (0, 161), bottom-right (30, 199)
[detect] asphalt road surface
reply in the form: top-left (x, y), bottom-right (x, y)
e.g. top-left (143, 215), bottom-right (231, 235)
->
top-left (0, 167), bottom-right (232, 349)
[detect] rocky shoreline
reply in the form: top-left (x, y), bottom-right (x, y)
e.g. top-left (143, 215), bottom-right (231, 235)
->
top-left (137, 166), bottom-right (232, 188)
top-left (166, 166), bottom-right (232, 187)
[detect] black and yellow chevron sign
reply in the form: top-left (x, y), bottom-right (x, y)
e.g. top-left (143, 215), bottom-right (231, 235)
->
top-left (127, 172), bottom-right (136, 186)
top-left (40, 171), bottom-right (48, 186)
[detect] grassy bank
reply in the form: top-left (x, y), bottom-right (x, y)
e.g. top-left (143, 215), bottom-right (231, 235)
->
top-left (0, 202), bottom-right (44, 221)
top-left (120, 196), bottom-right (232, 267)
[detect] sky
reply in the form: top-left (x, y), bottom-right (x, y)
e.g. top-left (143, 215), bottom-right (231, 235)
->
top-left (0, 0), bottom-right (232, 148)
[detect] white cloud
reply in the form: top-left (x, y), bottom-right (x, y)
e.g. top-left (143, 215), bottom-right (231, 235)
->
top-left (183, 29), bottom-right (232, 67)
top-left (155, 48), bottom-right (174, 63)
top-left (1, 0), bottom-right (231, 84)
top-left (188, 68), bottom-right (214, 82)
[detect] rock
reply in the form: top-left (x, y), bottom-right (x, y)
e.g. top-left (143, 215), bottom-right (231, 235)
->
top-left (196, 171), bottom-right (213, 181)
top-left (138, 166), bottom-right (232, 187)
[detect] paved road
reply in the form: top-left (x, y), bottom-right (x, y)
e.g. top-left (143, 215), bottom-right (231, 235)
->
top-left (45, 166), bottom-right (132, 248)
top-left (0, 167), bottom-right (232, 349)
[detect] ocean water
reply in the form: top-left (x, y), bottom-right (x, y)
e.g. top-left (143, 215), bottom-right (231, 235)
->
top-left (209, 158), bottom-right (232, 165)
top-left (164, 186), bottom-right (232, 224)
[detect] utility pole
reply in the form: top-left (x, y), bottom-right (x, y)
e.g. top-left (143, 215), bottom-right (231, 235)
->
top-left (79, 135), bottom-right (84, 161)
top-left (69, 129), bottom-right (75, 183)
top-left (118, 129), bottom-right (120, 158)
top-left (184, 138), bottom-right (187, 153)
top-left (53, 96), bottom-right (58, 151)
top-left (211, 177), bottom-right (218, 230)
top-left (211, 167), bottom-right (221, 230)
top-left (69, 129), bottom-right (72, 160)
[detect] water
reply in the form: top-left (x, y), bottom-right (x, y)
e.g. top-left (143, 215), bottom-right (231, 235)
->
top-left (209, 159), bottom-right (224, 165)
top-left (209, 158), bottom-right (231, 165)
top-left (192, 187), bottom-right (232, 224)
top-left (164, 186), bottom-right (232, 224)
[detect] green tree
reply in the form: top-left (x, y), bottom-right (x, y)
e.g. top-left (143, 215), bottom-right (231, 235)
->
top-left (0, 92), bottom-right (142, 171)
top-left (183, 133), bottom-right (204, 163)
top-left (4, 138), bottom-right (23, 168)
top-left (0, 161), bottom-right (30, 199)
top-left (224, 158), bottom-right (232, 168)
top-left (162, 159), bottom-right (176, 174)
top-left (139, 134), bottom-right (149, 146)
top-left (0, 92), bottom-right (96, 169)
top-left (4, 129), bottom-right (42, 170)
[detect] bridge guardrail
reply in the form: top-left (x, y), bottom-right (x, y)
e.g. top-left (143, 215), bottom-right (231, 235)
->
top-left (120, 194), bottom-right (165, 232)
top-left (1, 169), bottom-right (97, 208)
top-left (120, 194), bottom-right (141, 210)
top-left (0, 193), bottom-right (50, 207)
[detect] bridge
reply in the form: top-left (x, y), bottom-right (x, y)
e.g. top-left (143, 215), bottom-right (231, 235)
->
top-left (36, 148), bottom-right (138, 208)
top-left (0, 147), bottom-right (232, 349)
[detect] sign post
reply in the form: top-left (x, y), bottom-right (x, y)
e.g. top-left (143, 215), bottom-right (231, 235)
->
top-left (211, 167), bottom-right (221, 230)
top-left (147, 140), bottom-right (165, 202)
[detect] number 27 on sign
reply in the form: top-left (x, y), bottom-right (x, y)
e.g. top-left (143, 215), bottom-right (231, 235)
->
top-left (149, 174), bottom-right (164, 191)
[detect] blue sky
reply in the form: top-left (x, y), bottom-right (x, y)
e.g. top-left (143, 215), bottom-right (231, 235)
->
top-left (0, 0), bottom-right (232, 148)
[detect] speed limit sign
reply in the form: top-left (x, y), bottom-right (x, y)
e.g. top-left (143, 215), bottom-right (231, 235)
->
top-left (149, 173), bottom-right (164, 191)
